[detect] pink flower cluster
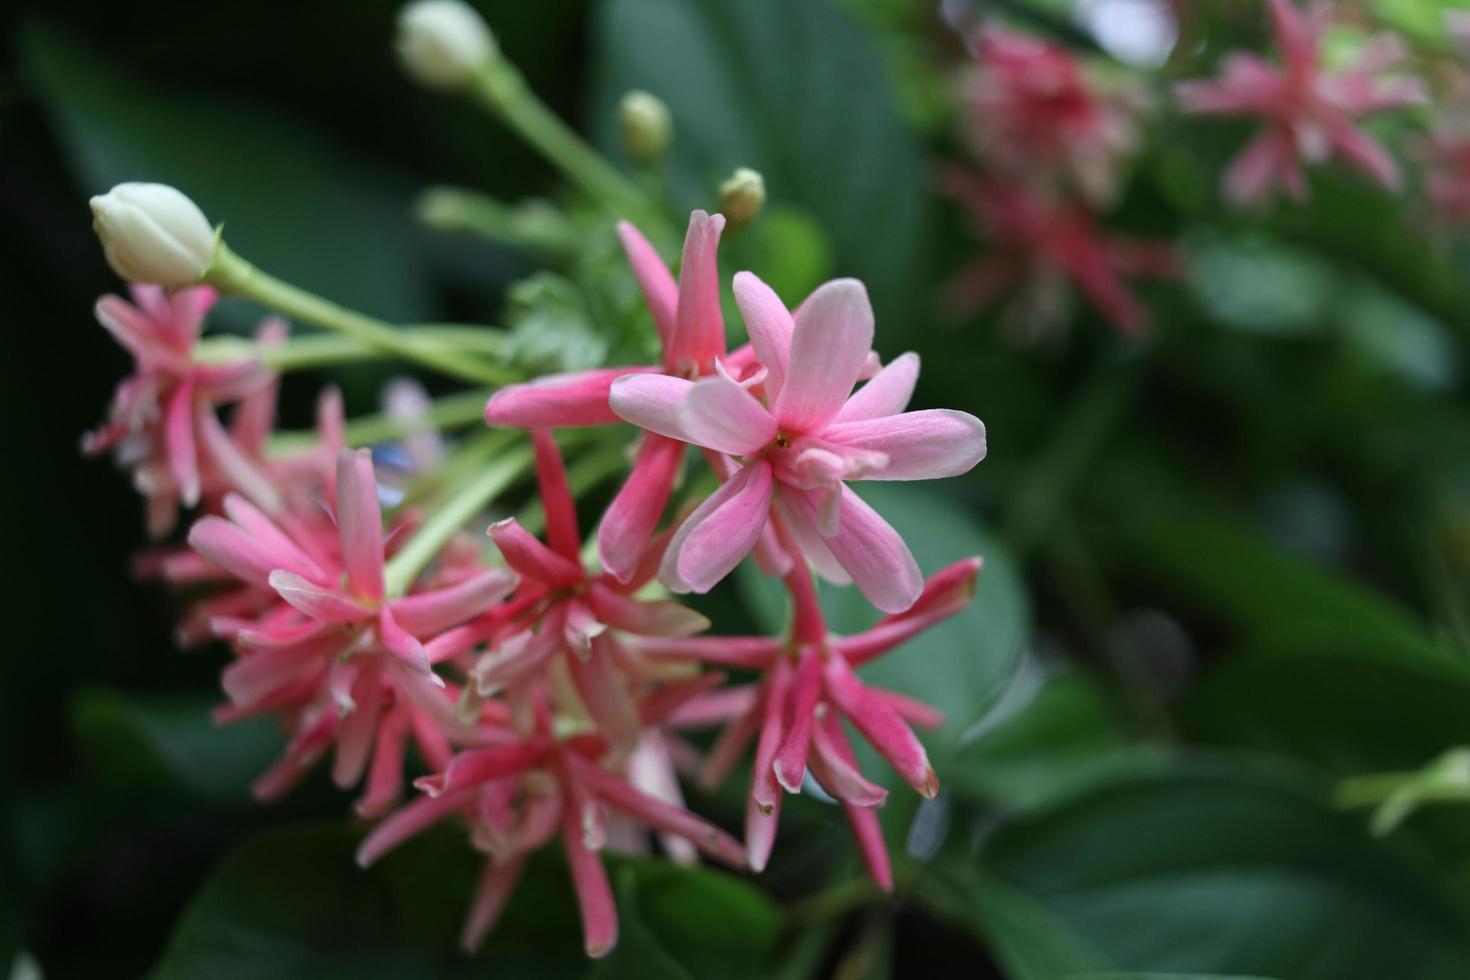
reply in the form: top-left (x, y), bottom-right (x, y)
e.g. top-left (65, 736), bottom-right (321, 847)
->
top-left (88, 211), bottom-right (987, 958)
top-left (943, 24), bottom-right (1177, 336)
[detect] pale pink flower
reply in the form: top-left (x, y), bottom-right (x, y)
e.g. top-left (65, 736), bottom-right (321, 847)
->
top-left (610, 276), bottom-right (986, 613)
top-left (187, 449), bottom-right (515, 809)
top-left (642, 557), bottom-right (980, 884)
top-left (437, 429), bottom-right (709, 757)
top-left (83, 285), bottom-right (280, 536)
top-left (485, 211), bottom-right (752, 583)
top-left (1175, 0), bottom-right (1426, 203)
top-left (356, 695), bottom-right (745, 958)
top-left (939, 168), bottom-right (1180, 337)
top-left (961, 25), bottom-right (1143, 204)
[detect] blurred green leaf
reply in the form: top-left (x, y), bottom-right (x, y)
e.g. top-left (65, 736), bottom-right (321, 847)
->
top-left (1063, 974), bottom-right (1280, 980)
top-left (982, 763), bottom-right (1470, 980)
top-left (21, 23), bottom-right (436, 324)
top-left (1369, 0), bottom-right (1464, 47)
top-left (589, 0), bottom-right (928, 326)
top-left (1186, 231), bottom-right (1335, 338)
top-left (70, 687), bottom-right (280, 803)
top-left (148, 822), bottom-right (778, 980)
top-left (947, 670), bottom-right (1165, 809)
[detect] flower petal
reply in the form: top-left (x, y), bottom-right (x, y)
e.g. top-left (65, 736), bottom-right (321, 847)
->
top-left (772, 653), bottom-right (823, 794)
top-left (833, 352), bottom-right (919, 423)
top-left (597, 435), bottom-right (684, 583)
top-left (733, 271), bottom-right (794, 402)
top-left (488, 518), bottom-right (584, 588)
top-left (609, 374), bottom-right (695, 441)
top-left (165, 382), bottom-right (200, 507)
top-left (460, 854), bottom-right (529, 953)
top-left (660, 460), bottom-right (774, 594)
top-left (824, 409), bottom-right (986, 481)
top-left (587, 582), bottom-right (709, 637)
top-left (679, 375), bottom-right (777, 456)
top-left (809, 717), bottom-right (889, 808)
top-left (561, 785), bottom-right (618, 958)
top-left (617, 221), bottom-right (677, 349)
top-left (746, 658), bottom-right (790, 873)
top-left (269, 570), bottom-right (372, 623)
top-left (823, 657), bottom-right (937, 798)
top-left (666, 210), bottom-right (726, 370)
top-left (774, 279), bottom-right (874, 432)
top-left (336, 449), bottom-right (385, 601)
top-left (532, 429), bottom-right (581, 560)
top-left (485, 366), bottom-right (656, 428)
top-left (390, 568), bottom-right (517, 637)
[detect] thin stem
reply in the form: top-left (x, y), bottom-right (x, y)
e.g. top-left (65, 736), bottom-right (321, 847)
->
top-left (383, 445), bottom-right (534, 596)
top-left (417, 187), bottom-right (579, 257)
top-left (782, 876), bottom-right (879, 928)
top-left (513, 440), bottom-right (630, 538)
top-left (468, 60), bottom-right (657, 226)
top-left (197, 327), bottom-right (516, 383)
top-left (203, 243), bottom-right (509, 386)
top-left (267, 389), bottom-right (492, 455)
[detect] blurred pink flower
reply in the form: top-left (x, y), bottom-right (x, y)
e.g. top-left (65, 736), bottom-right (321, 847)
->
top-left (610, 277), bottom-right (986, 613)
top-left (1419, 127), bottom-right (1470, 226)
top-left (357, 694), bottom-right (744, 958)
top-left (644, 557), bottom-right (981, 886)
top-left (940, 168), bottom-right (1180, 337)
top-left (961, 24), bottom-right (1144, 204)
top-left (83, 285), bottom-right (280, 536)
top-left (187, 449), bottom-right (516, 809)
top-left (1175, 0), bottom-right (1426, 203)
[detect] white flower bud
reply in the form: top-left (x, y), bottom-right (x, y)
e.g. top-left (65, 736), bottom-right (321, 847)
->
top-left (395, 1), bottom-right (495, 91)
top-left (89, 182), bottom-right (216, 287)
top-left (719, 168), bottom-right (766, 228)
top-left (618, 90), bottom-right (672, 163)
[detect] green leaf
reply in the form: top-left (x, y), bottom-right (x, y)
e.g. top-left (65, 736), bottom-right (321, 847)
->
top-left (1368, 0), bottom-right (1465, 48)
top-left (588, 0), bottom-right (928, 326)
top-left (21, 23), bottom-right (436, 324)
top-left (983, 764), bottom-right (1470, 980)
top-left (946, 670), bottom-right (1164, 809)
top-left (1129, 509), bottom-right (1450, 666)
top-left (69, 687), bottom-right (281, 803)
top-left (1063, 974), bottom-right (1281, 980)
top-left (1185, 643), bottom-right (1470, 776)
top-left (148, 822), bottom-right (778, 980)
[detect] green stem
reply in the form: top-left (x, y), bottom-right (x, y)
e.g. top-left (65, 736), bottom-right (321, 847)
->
top-left (197, 327), bottom-right (516, 382)
top-left (383, 445), bottom-right (534, 596)
top-left (417, 187), bottom-right (579, 257)
top-left (469, 60), bottom-right (654, 224)
top-left (1336, 771), bottom-right (1417, 808)
top-left (203, 243), bottom-right (508, 386)
top-left (267, 389), bottom-right (492, 455)
top-left (392, 427), bottom-right (516, 513)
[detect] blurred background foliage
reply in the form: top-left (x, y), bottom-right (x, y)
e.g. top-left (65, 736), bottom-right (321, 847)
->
top-left (7, 0), bottom-right (1470, 977)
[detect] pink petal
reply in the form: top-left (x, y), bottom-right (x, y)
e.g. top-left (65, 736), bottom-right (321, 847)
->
top-left (679, 376), bottom-right (777, 456)
top-left (809, 717), bottom-right (890, 807)
top-left (531, 429), bottom-right (582, 559)
top-left (823, 657), bottom-right (937, 798)
top-left (568, 636), bottom-right (643, 756)
top-left (818, 717), bottom-right (893, 891)
top-left (746, 658), bottom-right (790, 873)
top-left (773, 497), bottom-right (851, 586)
top-left (165, 382), bottom-right (201, 507)
top-left (824, 409), bottom-right (987, 481)
top-left (597, 435), bottom-right (684, 583)
top-left (379, 607), bottom-right (435, 677)
top-left (660, 460), bottom-right (774, 593)
top-left (699, 699), bottom-right (763, 790)
top-left (1330, 122), bottom-right (1401, 190)
top-left (773, 279), bottom-right (874, 433)
top-left (355, 706), bottom-right (409, 818)
top-left (220, 494), bottom-right (327, 582)
top-left (460, 855), bottom-right (529, 953)
top-left (198, 412), bottom-right (284, 515)
top-left (484, 366), bottom-right (656, 428)
top-left (221, 645), bottom-right (323, 707)
top-left (356, 788), bottom-right (476, 867)
top-left (389, 569), bottom-right (517, 637)
top-left (732, 271), bottom-right (794, 402)
top-left (772, 653), bottom-right (822, 794)
top-left (414, 741), bottom-right (551, 797)
top-left (631, 634), bottom-right (782, 669)
top-left (564, 752), bottom-right (745, 867)
top-left (666, 210), bottom-right (726, 371)
top-left (561, 792), bottom-right (618, 958)
top-left (1224, 128), bottom-right (1296, 204)
top-left (833, 352), bottom-right (919, 423)
top-left (188, 517), bottom-right (305, 590)
top-left (333, 674), bottom-right (385, 788)
top-left (617, 221), bottom-right (677, 350)
top-left (269, 570), bottom-right (372, 623)
top-left (587, 582), bottom-right (709, 637)
top-left (336, 449), bottom-right (385, 601)
top-left (488, 518), bottom-right (584, 588)
top-left (609, 374), bottom-right (695, 441)
top-left (789, 486), bottom-right (922, 613)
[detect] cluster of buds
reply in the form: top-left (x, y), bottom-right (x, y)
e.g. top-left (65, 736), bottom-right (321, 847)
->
top-left (85, 173), bottom-right (986, 958)
top-left (943, 23), bottom-right (1177, 338)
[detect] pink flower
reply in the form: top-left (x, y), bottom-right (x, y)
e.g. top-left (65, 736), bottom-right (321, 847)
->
top-left (1175, 0), bottom-right (1426, 203)
top-left (83, 285), bottom-right (280, 536)
top-left (642, 557), bottom-right (981, 885)
top-left (438, 429), bottom-right (710, 757)
top-left (939, 168), bottom-right (1180, 337)
top-left (485, 211), bottom-right (748, 583)
top-left (187, 448), bottom-right (516, 809)
top-left (1419, 127), bottom-right (1470, 227)
top-left (610, 276), bottom-right (985, 613)
top-left (961, 25), bottom-right (1143, 204)
top-left (356, 695), bottom-right (745, 958)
